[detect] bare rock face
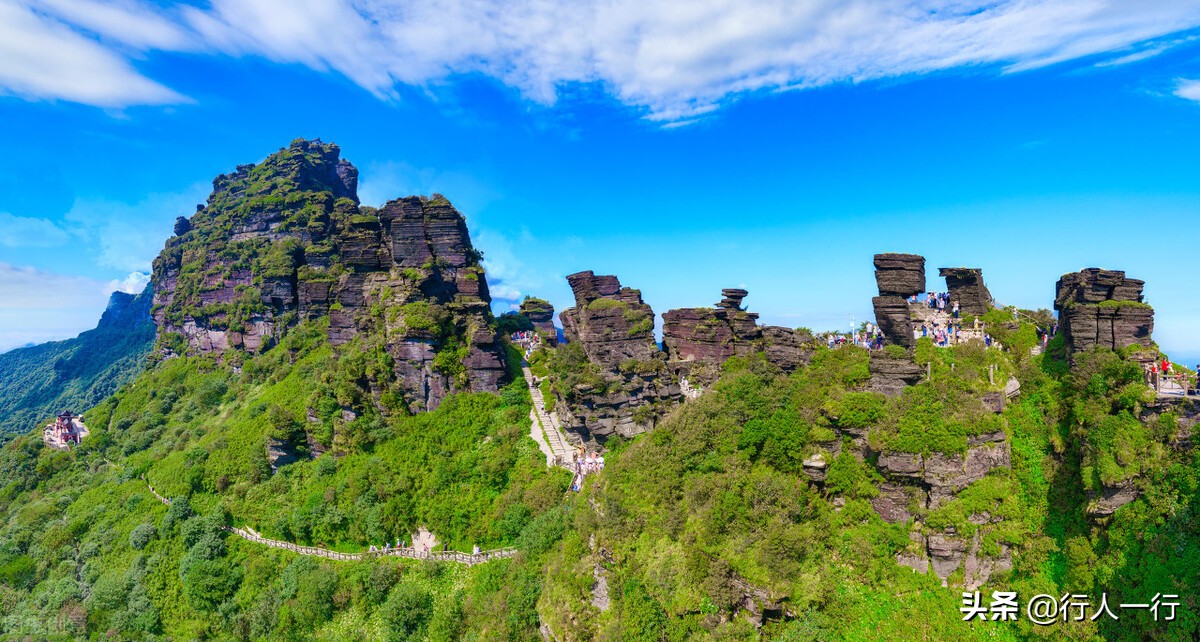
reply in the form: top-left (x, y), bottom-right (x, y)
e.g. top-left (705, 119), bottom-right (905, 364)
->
top-left (1087, 478), bottom-right (1139, 520)
top-left (868, 351), bottom-right (924, 396)
top-left (662, 290), bottom-right (810, 382)
top-left (874, 253), bottom-right (926, 297)
top-left (663, 289), bottom-right (761, 363)
top-left (872, 296), bottom-right (913, 348)
top-left (875, 431), bottom-right (1013, 587)
top-left (1054, 268), bottom-right (1154, 354)
top-left (556, 271), bottom-right (680, 443)
top-left (560, 271), bottom-right (658, 369)
top-left (519, 297), bottom-right (557, 345)
top-left (761, 326), bottom-right (812, 372)
top-left (939, 268), bottom-right (992, 316)
top-left (151, 139), bottom-right (507, 413)
top-left (871, 253), bottom-right (925, 348)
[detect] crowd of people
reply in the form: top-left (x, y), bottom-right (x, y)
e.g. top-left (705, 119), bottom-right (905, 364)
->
top-left (822, 322), bottom-right (887, 350)
top-left (511, 330), bottom-right (544, 359)
top-left (1146, 357), bottom-right (1199, 395)
top-left (911, 291), bottom-right (962, 319)
top-left (569, 447), bottom-right (606, 492)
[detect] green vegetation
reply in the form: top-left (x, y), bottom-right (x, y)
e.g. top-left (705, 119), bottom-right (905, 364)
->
top-left (0, 286), bottom-right (155, 440)
top-left (0, 318), bottom-right (569, 639)
top-left (587, 298), bottom-right (626, 311)
top-left (2, 234), bottom-right (1197, 640)
top-left (528, 329), bottom-right (1200, 639)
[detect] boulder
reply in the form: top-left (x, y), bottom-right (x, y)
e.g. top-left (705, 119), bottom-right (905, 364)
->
top-left (938, 267), bottom-right (992, 316)
top-left (874, 253), bottom-right (926, 297)
top-left (872, 296), bottom-right (915, 347)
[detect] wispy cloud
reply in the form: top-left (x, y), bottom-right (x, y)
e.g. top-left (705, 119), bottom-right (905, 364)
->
top-left (1175, 78), bottom-right (1200, 102)
top-left (63, 184), bottom-right (208, 272)
top-left (7, 0), bottom-right (1200, 120)
top-left (474, 228), bottom-right (543, 305)
top-left (0, 212), bottom-right (71, 247)
top-left (0, 0), bottom-right (185, 106)
top-left (0, 263), bottom-right (118, 351)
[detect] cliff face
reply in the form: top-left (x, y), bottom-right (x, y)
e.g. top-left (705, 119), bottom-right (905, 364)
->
top-left (151, 139), bottom-right (507, 412)
top-left (662, 288), bottom-right (809, 383)
top-left (1054, 268), bottom-right (1154, 355)
top-left (555, 271), bottom-right (679, 442)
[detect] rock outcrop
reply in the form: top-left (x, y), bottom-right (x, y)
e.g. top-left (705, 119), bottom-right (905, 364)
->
top-left (560, 271), bottom-right (659, 368)
top-left (555, 271), bottom-right (680, 443)
top-left (1054, 268), bottom-right (1154, 354)
top-left (938, 268), bottom-right (992, 316)
top-left (662, 289), bottom-right (761, 364)
top-left (874, 253), bottom-right (926, 297)
top-left (151, 139), bottom-right (507, 413)
top-left (868, 351), bottom-right (924, 396)
top-left (874, 430), bottom-right (1013, 587)
top-left (872, 253), bottom-right (925, 347)
top-left (662, 289), bottom-right (810, 383)
top-left (519, 297), bottom-right (557, 345)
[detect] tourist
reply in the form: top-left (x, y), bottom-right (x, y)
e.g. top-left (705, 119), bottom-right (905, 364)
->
top-left (952, 302), bottom-right (960, 319)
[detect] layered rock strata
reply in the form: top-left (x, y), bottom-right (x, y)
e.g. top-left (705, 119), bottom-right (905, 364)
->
top-left (938, 267), bottom-right (992, 316)
top-left (873, 430), bottom-right (1013, 588)
top-left (662, 290), bottom-right (761, 364)
top-left (867, 352), bottom-right (925, 396)
top-left (662, 290), bottom-right (812, 385)
top-left (872, 253), bottom-right (925, 348)
top-left (555, 271), bottom-right (680, 442)
top-left (520, 297), bottom-right (557, 345)
top-left (1054, 268), bottom-right (1154, 354)
top-left (151, 139), bottom-right (507, 412)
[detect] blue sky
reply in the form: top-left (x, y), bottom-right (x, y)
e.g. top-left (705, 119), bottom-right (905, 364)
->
top-left (1, 0), bottom-right (1199, 365)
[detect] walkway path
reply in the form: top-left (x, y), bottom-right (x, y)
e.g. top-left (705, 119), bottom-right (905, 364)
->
top-left (523, 366), bottom-right (574, 469)
top-left (142, 477), bottom-right (516, 565)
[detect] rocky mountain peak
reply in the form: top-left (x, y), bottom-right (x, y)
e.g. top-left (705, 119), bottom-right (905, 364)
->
top-left (150, 140), bottom-right (506, 412)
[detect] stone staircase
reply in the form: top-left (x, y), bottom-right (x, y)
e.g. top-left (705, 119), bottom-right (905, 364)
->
top-left (523, 366), bottom-right (574, 468)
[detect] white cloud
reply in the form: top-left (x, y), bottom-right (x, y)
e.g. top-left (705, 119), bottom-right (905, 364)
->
top-left (108, 271), bottom-right (150, 294)
top-left (63, 184), bottom-right (208, 272)
top-left (475, 228), bottom-right (543, 304)
top-left (1175, 78), bottom-right (1200, 102)
top-left (0, 0), bottom-right (184, 106)
top-left (8, 0), bottom-right (1200, 118)
top-left (0, 212), bottom-right (70, 247)
top-left (184, 0), bottom-right (1200, 120)
top-left (0, 263), bottom-right (119, 352)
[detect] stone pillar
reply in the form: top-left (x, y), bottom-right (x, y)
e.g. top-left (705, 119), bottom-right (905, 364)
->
top-left (938, 268), bottom-right (992, 316)
top-left (872, 253), bottom-right (926, 347)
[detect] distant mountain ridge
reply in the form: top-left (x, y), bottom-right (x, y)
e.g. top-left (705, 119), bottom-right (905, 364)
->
top-left (0, 284), bottom-right (155, 438)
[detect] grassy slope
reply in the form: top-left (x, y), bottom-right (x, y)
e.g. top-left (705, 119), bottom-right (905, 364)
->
top-left (1, 311), bottom-right (1198, 640)
top-left (0, 287), bottom-right (155, 440)
top-left (535, 333), bottom-right (1200, 640)
top-left (0, 322), bottom-right (569, 640)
